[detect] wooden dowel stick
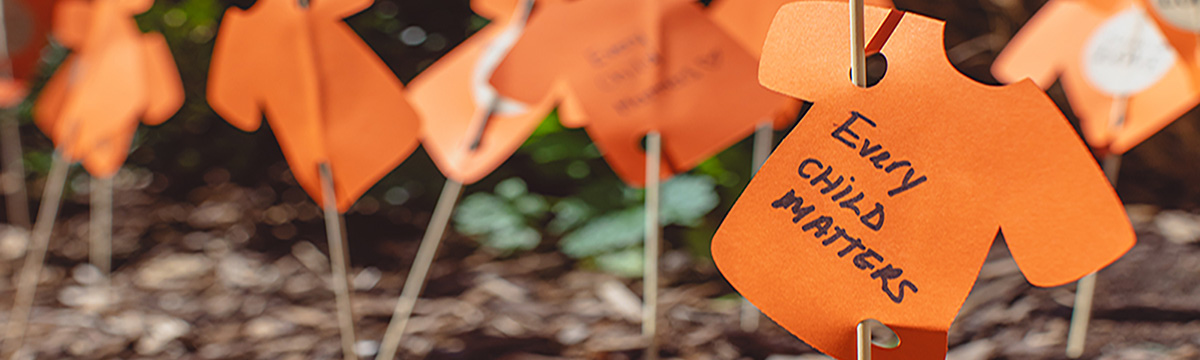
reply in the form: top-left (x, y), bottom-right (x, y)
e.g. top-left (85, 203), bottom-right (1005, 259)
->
top-left (857, 320), bottom-right (873, 360)
top-left (376, 179), bottom-right (464, 360)
top-left (0, 0), bottom-right (29, 230)
top-left (318, 163), bottom-right (358, 360)
top-left (90, 176), bottom-right (112, 276)
top-left (1066, 97), bottom-right (1126, 359)
top-left (1, 110), bottom-right (28, 229)
top-left (849, 0), bottom-right (867, 88)
top-left (643, 132), bottom-right (662, 360)
top-left (739, 122), bottom-right (773, 331)
top-left (4, 152), bottom-right (70, 358)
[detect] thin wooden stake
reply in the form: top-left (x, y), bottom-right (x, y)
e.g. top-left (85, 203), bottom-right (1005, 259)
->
top-left (1, 110), bottom-right (28, 229)
top-left (318, 163), bottom-right (358, 360)
top-left (375, 180), bottom-right (463, 360)
top-left (4, 152), bottom-right (70, 358)
top-left (0, 0), bottom-right (30, 230)
top-left (1065, 154), bottom-right (1122, 359)
top-left (851, 4), bottom-right (871, 359)
top-left (1066, 97), bottom-right (1127, 359)
top-left (643, 131), bottom-right (662, 360)
top-left (739, 122), bottom-right (773, 331)
top-left (90, 176), bottom-right (112, 275)
top-left (849, 0), bottom-right (867, 88)
top-left (857, 320), bottom-right (873, 360)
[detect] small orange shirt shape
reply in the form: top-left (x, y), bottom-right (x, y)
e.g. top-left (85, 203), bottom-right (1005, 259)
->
top-left (712, 3), bottom-right (1134, 360)
top-left (34, 0), bottom-right (183, 178)
top-left (208, 0), bottom-right (422, 212)
top-left (489, 0), bottom-right (788, 186)
top-left (993, 0), bottom-right (1199, 154)
top-left (407, 0), bottom-right (559, 184)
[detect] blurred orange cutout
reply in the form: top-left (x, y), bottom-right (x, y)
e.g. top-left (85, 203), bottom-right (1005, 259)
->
top-left (708, 0), bottom-right (896, 129)
top-left (994, 0), bottom-right (1199, 154)
top-left (713, 3), bottom-right (1133, 360)
top-left (208, 0), bottom-right (421, 212)
top-left (1142, 0), bottom-right (1200, 83)
top-left (33, 0), bottom-right (183, 177)
top-left (488, 0), bottom-right (789, 186)
top-left (0, 0), bottom-right (56, 106)
top-left (408, 0), bottom-right (560, 184)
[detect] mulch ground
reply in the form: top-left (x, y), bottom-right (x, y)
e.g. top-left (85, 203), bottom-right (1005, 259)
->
top-left (0, 173), bottom-right (1198, 360)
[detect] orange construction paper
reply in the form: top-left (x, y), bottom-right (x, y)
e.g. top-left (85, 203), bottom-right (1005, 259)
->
top-left (712, 3), bottom-right (1134, 360)
top-left (1142, 0), bottom-right (1200, 82)
top-left (0, 0), bottom-right (56, 105)
top-left (489, 0), bottom-right (789, 186)
top-left (208, 0), bottom-right (421, 212)
top-left (32, 0), bottom-right (183, 178)
top-left (408, 0), bottom-right (556, 184)
top-left (709, 0), bottom-right (895, 128)
top-left (4, 0), bottom-right (56, 83)
top-left (993, 0), bottom-right (1199, 154)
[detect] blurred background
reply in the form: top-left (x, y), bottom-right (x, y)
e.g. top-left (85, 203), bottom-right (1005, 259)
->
top-left (1, 0), bottom-right (1200, 359)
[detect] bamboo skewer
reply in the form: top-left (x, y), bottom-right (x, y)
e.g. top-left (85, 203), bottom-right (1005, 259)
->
top-left (375, 179), bottom-right (464, 360)
top-left (1066, 97), bottom-right (1127, 359)
top-left (4, 152), bottom-right (70, 359)
top-left (90, 176), bottom-right (113, 275)
top-left (1, 110), bottom-right (28, 229)
top-left (643, 132), bottom-right (662, 360)
top-left (319, 163), bottom-right (359, 360)
top-left (849, 2), bottom-right (873, 359)
top-left (0, 0), bottom-right (30, 230)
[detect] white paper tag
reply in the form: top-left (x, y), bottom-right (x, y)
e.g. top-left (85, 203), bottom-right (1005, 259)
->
top-left (1082, 6), bottom-right (1176, 96)
top-left (1149, 0), bottom-right (1200, 32)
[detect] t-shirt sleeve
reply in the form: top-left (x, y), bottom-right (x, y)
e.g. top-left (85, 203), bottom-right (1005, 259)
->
top-left (487, 3), bottom-right (573, 106)
top-left (991, 0), bottom-right (1090, 87)
top-left (992, 81), bottom-right (1135, 287)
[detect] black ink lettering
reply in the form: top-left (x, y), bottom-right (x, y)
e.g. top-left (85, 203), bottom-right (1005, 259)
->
top-left (870, 264), bottom-right (906, 304)
top-left (884, 160), bottom-right (911, 173)
top-left (798, 158), bottom-right (823, 179)
top-left (860, 203), bottom-right (884, 231)
top-left (830, 178), bottom-right (855, 201)
top-left (887, 168), bottom-right (928, 197)
top-left (839, 192), bottom-right (864, 215)
top-left (831, 111), bottom-right (877, 149)
top-left (859, 138), bottom-right (883, 157)
top-left (852, 249), bottom-right (883, 270)
top-left (802, 216), bottom-right (834, 238)
top-left (836, 236), bottom-right (866, 257)
top-left (809, 166), bottom-right (844, 194)
top-left (821, 226), bottom-right (851, 246)
top-left (770, 190), bottom-right (816, 223)
top-left (869, 151), bottom-right (891, 169)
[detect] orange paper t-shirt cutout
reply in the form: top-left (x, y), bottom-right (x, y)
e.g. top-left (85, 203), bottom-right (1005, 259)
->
top-left (1142, 0), bottom-right (1200, 83)
top-left (407, 0), bottom-right (559, 184)
top-left (33, 0), bottom-right (183, 177)
top-left (208, 0), bottom-right (421, 212)
top-left (489, 0), bottom-right (789, 186)
top-left (0, 0), bottom-right (56, 105)
top-left (712, 3), bottom-right (1135, 360)
top-left (993, 0), bottom-right (1199, 154)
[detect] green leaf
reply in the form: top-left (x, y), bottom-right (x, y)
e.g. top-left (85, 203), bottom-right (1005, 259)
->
top-left (453, 193), bottom-right (523, 236)
top-left (560, 207), bottom-right (644, 258)
top-left (595, 247), bottom-right (645, 278)
top-left (547, 198), bottom-right (592, 236)
top-left (484, 226), bottom-right (541, 254)
top-left (660, 175), bottom-right (719, 226)
top-left (495, 178), bottom-right (528, 200)
top-left (513, 194), bottom-right (548, 217)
